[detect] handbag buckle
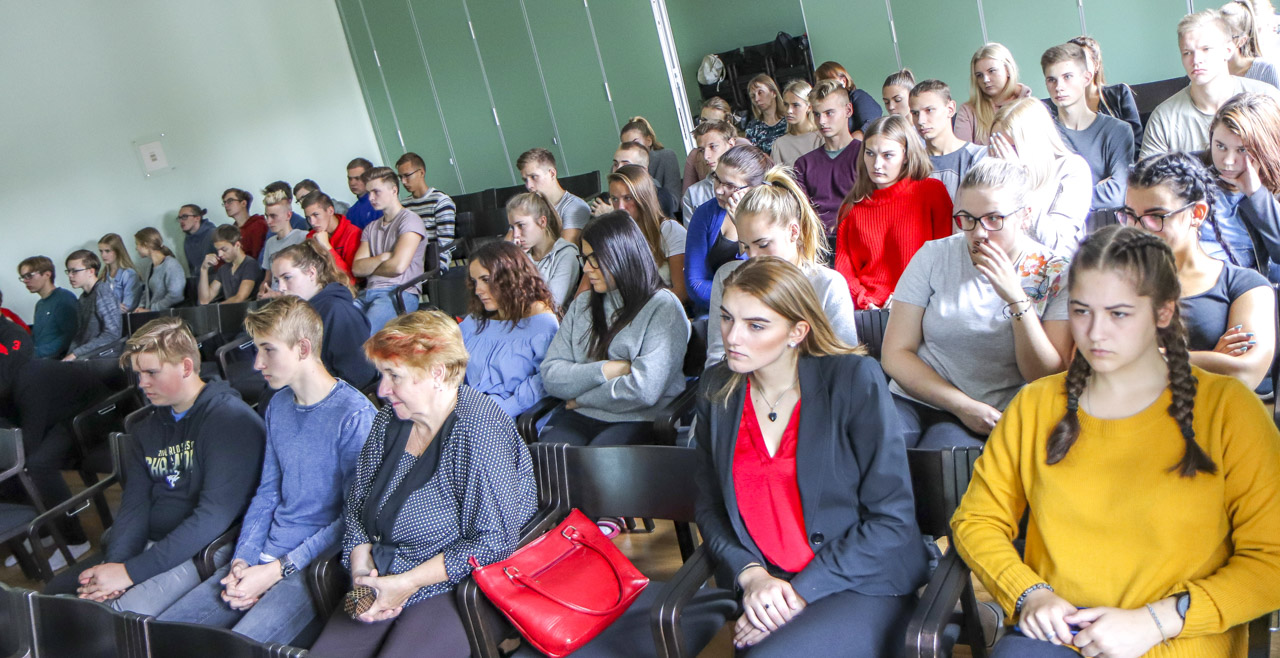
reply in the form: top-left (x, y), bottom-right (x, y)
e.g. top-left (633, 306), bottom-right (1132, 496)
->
top-left (503, 567), bottom-right (523, 584)
top-left (561, 525), bottom-right (581, 541)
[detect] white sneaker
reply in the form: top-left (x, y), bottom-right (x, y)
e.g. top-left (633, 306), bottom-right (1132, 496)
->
top-left (46, 541), bottom-right (91, 571)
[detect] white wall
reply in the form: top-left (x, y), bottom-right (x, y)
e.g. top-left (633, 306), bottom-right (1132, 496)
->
top-left (0, 0), bottom-right (379, 319)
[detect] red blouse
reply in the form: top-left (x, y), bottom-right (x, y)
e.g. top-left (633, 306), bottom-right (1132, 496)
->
top-left (732, 382), bottom-right (814, 573)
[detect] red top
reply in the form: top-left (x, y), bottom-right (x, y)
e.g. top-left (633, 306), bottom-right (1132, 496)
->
top-left (239, 214), bottom-right (269, 262)
top-left (307, 214), bottom-right (360, 278)
top-left (1, 309), bottom-right (29, 332)
top-left (834, 176), bottom-right (953, 309)
top-left (732, 381), bottom-right (813, 573)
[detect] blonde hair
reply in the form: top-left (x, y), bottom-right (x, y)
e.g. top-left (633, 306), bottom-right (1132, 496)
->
top-left (244, 296), bottom-right (325, 353)
top-left (263, 189), bottom-right (291, 208)
top-left (966, 43), bottom-right (1022, 143)
top-left (134, 227), bottom-right (175, 259)
top-left (735, 167), bottom-right (830, 267)
top-left (506, 192), bottom-right (563, 242)
top-left (621, 116), bottom-right (665, 150)
top-left (992, 98), bottom-right (1074, 193)
top-left (843, 115), bottom-right (933, 206)
top-left (747, 74), bottom-right (787, 122)
top-left (808, 78), bottom-right (846, 106)
top-left (607, 165), bottom-right (671, 268)
top-left (1179, 9), bottom-right (1234, 42)
top-left (121, 316), bottom-right (200, 370)
top-left (97, 233), bottom-right (136, 279)
top-left (781, 80), bottom-right (818, 135)
top-left (957, 158), bottom-right (1034, 211)
top-left (1222, 0), bottom-right (1265, 57)
top-left (712, 257), bottom-right (861, 403)
top-left (364, 309), bottom-right (468, 385)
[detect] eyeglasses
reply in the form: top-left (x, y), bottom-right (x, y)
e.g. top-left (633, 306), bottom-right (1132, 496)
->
top-left (576, 253), bottom-right (600, 270)
top-left (64, 267), bottom-right (90, 276)
top-left (953, 209), bottom-right (1022, 231)
top-left (400, 168), bottom-right (422, 179)
top-left (709, 172), bottom-right (749, 194)
top-left (1114, 202), bottom-right (1196, 232)
top-left (222, 198), bottom-right (243, 206)
top-left (17, 272), bottom-right (39, 282)
top-left (178, 213), bottom-right (200, 220)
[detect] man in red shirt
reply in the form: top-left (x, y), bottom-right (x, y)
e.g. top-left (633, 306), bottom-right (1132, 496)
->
top-left (0, 289), bottom-right (30, 332)
top-left (302, 191), bottom-right (361, 280)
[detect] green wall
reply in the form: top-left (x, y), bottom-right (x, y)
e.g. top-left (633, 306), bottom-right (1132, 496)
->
top-left (0, 0), bottom-right (378, 321)
top-left (337, 0), bottom-right (684, 194)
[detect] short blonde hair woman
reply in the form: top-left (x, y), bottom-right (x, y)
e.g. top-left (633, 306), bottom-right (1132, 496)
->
top-left (771, 80), bottom-right (824, 167)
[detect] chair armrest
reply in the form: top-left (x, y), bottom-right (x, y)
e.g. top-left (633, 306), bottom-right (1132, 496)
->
top-left (515, 396), bottom-right (563, 444)
top-left (1248, 609), bottom-right (1278, 658)
top-left (651, 544), bottom-right (736, 658)
top-left (195, 524), bottom-right (241, 581)
top-left (89, 338), bottom-right (126, 360)
top-left (305, 544), bottom-right (348, 618)
top-left (25, 473), bottom-right (121, 579)
top-left (654, 383), bottom-right (699, 446)
top-left (391, 243), bottom-right (441, 315)
top-left (905, 550), bottom-right (974, 658)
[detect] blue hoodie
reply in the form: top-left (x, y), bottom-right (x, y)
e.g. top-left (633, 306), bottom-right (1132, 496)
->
top-left (308, 282), bottom-right (377, 390)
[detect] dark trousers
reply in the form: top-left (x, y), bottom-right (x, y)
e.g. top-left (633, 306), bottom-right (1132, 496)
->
top-left (893, 395), bottom-right (986, 450)
top-left (6, 360), bottom-right (120, 544)
top-left (739, 590), bottom-right (915, 658)
top-left (991, 635), bottom-right (1080, 657)
top-left (540, 408), bottom-right (651, 446)
top-left (307, 592), bottom-right (469, 658)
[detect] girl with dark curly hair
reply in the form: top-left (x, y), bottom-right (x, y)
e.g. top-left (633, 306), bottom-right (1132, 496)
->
top-left (459, 240), bottom-right (560, 418)
top-left (953, 224), bottom-right (1280, 658)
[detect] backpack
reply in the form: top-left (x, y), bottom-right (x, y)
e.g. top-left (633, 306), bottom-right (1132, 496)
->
top-left (697, 54), bottom-right (725, 86)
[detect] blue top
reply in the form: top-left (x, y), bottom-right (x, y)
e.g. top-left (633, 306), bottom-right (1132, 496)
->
top-left (346, 194), bottom-right (383, 230)
top-left (289, 211), bottom-right (309, 232)
top-left (107, 267), bottom-right (142, 312)
top-left (234, 380), bottom-right (375, 568)
top-left (32, 287), bottom-right (78, 358)
top-left (849, 87), bottom-right (883, 134)
top-left (686, 198), bottom-right (744, 313)
top-left (1181, 260), bottom-right (1270, 393)
top-left (459, 313), bottom-right (559, 418)
top-left (1202, 187), bottom-right (1259, 269)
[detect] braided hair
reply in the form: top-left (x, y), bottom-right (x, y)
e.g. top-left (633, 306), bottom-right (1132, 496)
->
top-left (1128, 152), bottom-right (1238, 266)
top-left (1047, 225), bottom-right (1217, 477)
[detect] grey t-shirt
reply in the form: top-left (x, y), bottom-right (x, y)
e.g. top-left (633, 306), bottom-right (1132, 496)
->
top-left (555, 191), bottom-right (591, 232)
top-left (1246, 58), bottom-right (1280, 89)
top-left (929, 143), bottom-right (986, 200)
top-left (215, 257), bottom-right (264, 301)
top-left (889, 234), bottom-right (1070, 411)
top-left (260, 229), bottom-right (307, 270)
top-left (362, 207), bottom-right (428, 291)
top-left (1058, 113), bottom-right (1134, 210)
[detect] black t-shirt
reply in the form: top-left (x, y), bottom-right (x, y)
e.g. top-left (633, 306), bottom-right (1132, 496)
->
top-left (0, 319), bottom-right (33, 420)
top-left (215, 257), bottom-right (264, 301)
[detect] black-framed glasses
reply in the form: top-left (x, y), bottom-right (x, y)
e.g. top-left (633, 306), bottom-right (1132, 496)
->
top-left (178, 213), bottom-right (200, 220)
top-left (400, 168), bottom-right (422, 180)
top-left (709, 172), bottom-right (748, 194)
top-left (64, 267), bottom-right (89, 276)
top-left (222, 198), bottom-right (243, 206)
top-left (1114, 202), bottom-right (1196, 232)
top-left (576, 253), bottom-right (600, 270)
top-left (953, 209), bottom-right (1022, 231)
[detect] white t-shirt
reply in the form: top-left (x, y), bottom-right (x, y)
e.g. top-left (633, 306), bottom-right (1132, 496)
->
top-left (1141, 76), bottom-right (1280, 158)
top-left (657, 219), bottom-right (687, 286)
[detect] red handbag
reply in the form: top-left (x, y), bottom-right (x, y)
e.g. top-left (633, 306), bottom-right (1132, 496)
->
top-left (468, 509), bottom-right (650, 657)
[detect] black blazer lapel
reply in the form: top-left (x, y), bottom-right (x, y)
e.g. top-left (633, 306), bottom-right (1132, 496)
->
top-left (715, 380), bottom-right (748, 525)
top-left (795, 356), bottom-right (828, 521)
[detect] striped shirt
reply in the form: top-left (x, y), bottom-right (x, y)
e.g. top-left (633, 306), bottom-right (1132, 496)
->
top-left (404, 188), bottom-right (456, 269)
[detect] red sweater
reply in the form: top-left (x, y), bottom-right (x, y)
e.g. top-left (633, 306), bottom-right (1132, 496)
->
top-left (239, 214), bottom-right (269, 261)
top-left (834, 177), bottom-right (953, 309)
top-left (307, 214), bottom-right (360, 278)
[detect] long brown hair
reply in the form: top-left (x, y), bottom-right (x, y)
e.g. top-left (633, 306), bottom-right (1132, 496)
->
top-left (1210, 92), bottom-right (1280, 196)
top-left (506, 192), bottom-right (563, 243)
top-left (621, 116), bottom-right (665, 151)
top-left (134, 227), bottom-right (175, 259)
top-left (608, 165), bottom-right (671, 268)
top-left (466, 241), bottom-right (557, 331)
top-left (97, 233), bottom-right (136, 279)
top-left (273, 241), bottom-right (354, 295)
top-left (842, 114), bottom-right (933, 208)
top-left (1047, 225), bottom-right (1216, 477)
top-left (712, 257), bottom-right (862, 404)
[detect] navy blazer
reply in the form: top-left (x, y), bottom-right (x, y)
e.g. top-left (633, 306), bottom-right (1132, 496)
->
top-left (693, 353), bottom-right (928, 604)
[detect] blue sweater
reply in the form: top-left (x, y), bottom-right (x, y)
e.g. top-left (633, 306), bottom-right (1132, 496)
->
top-left (685, 198), bottom-right (744, 312)
top-left (346, 194), bottom-right (382, 230)
top-left (459, 313), bottom-right (559, 418)
top-left (32, 288), bottom-right (78, 359)
top-left (234, 380), bottom-right (375, 568)
top-left (308, 283), bottom-right (376, 389)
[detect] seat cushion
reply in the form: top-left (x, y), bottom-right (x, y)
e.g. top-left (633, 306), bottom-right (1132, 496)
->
top-left (510, 582), bottom-right (736, 657)
top-left (0, 503), bottom-right (39, 543)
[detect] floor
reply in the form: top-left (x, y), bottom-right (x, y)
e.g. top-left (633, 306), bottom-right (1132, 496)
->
top-left (3, 478), bottom-right (1277, 657)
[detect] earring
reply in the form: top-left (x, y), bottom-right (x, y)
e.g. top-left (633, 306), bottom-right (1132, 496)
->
top-left (788, 342), bottom-right (796, 348)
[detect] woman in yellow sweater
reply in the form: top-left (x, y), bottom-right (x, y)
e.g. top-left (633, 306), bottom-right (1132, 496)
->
top-left (952, 225), bottom-right (1280, 657)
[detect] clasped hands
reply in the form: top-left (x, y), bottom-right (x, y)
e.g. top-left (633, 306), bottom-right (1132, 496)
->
top-left (1018, 588), bottom-right (1182, 658)
top-left (733, 565), bottom-right (808, 649)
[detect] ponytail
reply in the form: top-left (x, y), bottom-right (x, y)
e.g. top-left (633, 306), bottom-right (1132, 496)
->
top-left (736, 166), bottom-right (830, 266)
top-left (274, 241), bottom-right (354, 296)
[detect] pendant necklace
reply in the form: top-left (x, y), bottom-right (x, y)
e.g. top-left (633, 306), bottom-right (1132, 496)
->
top-left (755, 376), bottom-right (799, 422)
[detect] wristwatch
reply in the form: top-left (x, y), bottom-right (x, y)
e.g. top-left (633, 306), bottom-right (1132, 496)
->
top-left (279, 556), bottom-right (298, 579)
top-left (1175, 592), bottom-right (1191, 620)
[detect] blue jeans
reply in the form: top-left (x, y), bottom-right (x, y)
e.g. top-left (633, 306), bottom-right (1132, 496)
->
top-left (355, 287), bottom-right (419, 337)
top-left (157, 562), bottom-right (316, 645)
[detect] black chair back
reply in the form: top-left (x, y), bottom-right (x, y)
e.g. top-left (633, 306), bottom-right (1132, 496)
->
top-left (1130, 76), bottom-right (1189, 127)
top-left (30, 593), bottom-right (147, 658)
top-left (561, 171), bottom-right (602, 200)
top-left (147, 619), bottom-right (306, 657)
top-left (126, 309), bottom-right (171, 335)
top-left (907, 447), bottom-right (982, 540)
top-left (562, 445), bottom-right (699, 523)
top-left (492, 183), bottom-right (528, 216)
top-left (854, 309), bottom-right (891, 360)
top-left (217, 302), bottom-right (254, 340)
top-left (175, 305), bottom-right (221, 339)
top-left (216, 333), bottom-right (267, 406)
top-left (0, 582), bottom-right (34, 658)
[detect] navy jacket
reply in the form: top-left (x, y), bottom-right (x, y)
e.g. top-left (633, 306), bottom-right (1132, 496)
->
top-left (110, 380), bottom-right (265, 582)
top-left (308, 283), bottom-right (376, 390)
top-left (693, 353), bottom-right (928, 603)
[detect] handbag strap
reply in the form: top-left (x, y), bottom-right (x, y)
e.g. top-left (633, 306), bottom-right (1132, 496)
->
top-left (503, 525), bottom-right (634, 616)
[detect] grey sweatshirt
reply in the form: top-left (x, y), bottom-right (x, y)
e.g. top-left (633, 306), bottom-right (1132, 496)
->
top-left (705, 260), bottom-right (859, 367)
top-left (541, 288), bottom-right (690, 422)
top-left (139, 256), bottom-right (186, 311)
top-left (534, 238), bottom-right (581, 311)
